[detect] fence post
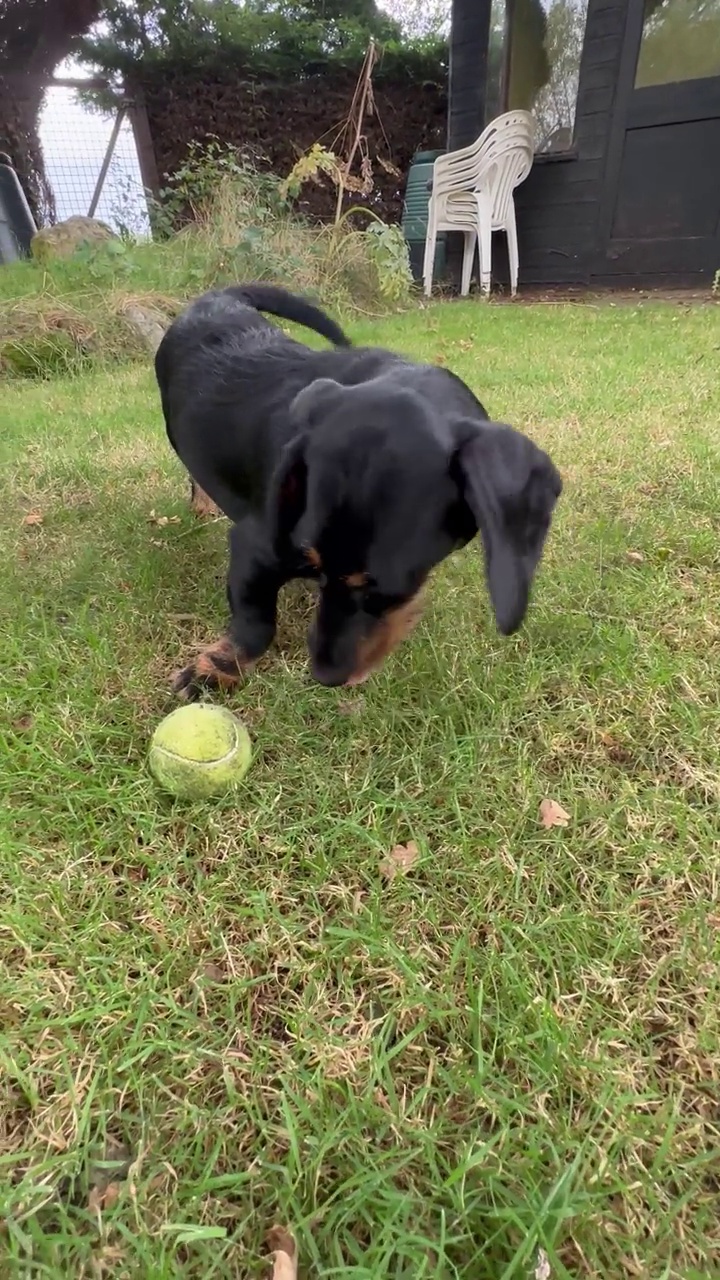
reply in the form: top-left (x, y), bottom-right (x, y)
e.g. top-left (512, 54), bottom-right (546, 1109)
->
top-left (87, 105), bottom-right (126, 217)
top-left (128, 92), bottom-right (160, 201)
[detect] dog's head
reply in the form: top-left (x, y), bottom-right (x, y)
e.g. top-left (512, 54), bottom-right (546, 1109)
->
top-left (268, 377), bottom-right (562, 686)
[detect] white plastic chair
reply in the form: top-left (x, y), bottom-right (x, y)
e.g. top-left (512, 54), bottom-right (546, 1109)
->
top-left (423, 110), bottom-right (535, 298)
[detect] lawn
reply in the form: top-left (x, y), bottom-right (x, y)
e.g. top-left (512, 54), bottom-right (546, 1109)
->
top-left (1, 296), bottom-right (719, 1279)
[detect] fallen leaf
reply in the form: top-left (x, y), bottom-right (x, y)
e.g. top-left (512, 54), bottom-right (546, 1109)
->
top-left (88, 1182), bottom-right (121, 1213)
top-left (22, 510), bottom-right (43, 527)
top-left (534, 1247), bottom-right (551, 1280)
top-left (337, 697), bottom-right (365, 716)
top-left (539, 799), bottom-right (570, 829)
top-left (626, 550), bottom-right (644, 564)
top-left (599, 731), bottom-right (632, 764)
top-left (267, 1226), bottom-right (297, 1280)
top-left (351, 889), bottom-right (365, 914)
top-left (201, 962), bottom-right (226, 983)
top-left (148, 510), bottom-right (181, 527)
top-left (380, 840), bottom-right (420, 880)
top-left (12, 714), bottom-right (34, 732)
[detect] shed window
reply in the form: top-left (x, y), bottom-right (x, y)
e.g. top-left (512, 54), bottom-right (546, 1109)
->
top-left (635, 0), bottom-right (720, 87)
top-left (488, 0), bottom-right (589, 152)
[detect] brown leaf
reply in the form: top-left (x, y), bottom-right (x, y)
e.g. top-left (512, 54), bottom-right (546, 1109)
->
top-left (201, 962), bottom-right (226, 983)
top-left (267, 1226), bottom-right (297, 1280)
top-left (337, 696), bottom-right (365, 716)
top-left (380, 840), bottom-right (420, 880)
top-left (377, 155), bottom-right (401, 178)
top-left (148, 510), bottom-right (181, 527)
top-left (12, 714), bottom-right (34, 732)
top-left (22, 510), bottom-right (43, 527)
top-left (88, 1182), bottom-right (121, 1213)
top-left (626, 550), bottom-right (644, 564)
top-left (539, 798), bottom-right (570, 829)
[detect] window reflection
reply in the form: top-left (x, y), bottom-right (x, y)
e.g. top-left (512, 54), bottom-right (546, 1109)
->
top-left (635, 0), bottom-right (720, 88)
top-left (489, 0), bottom-right (590, 152)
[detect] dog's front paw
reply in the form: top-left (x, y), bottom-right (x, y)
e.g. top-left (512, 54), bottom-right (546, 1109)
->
top-left (171, 637), bottom-right (251, 701)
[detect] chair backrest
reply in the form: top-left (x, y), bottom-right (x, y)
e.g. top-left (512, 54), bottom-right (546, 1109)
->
top-left (431, 110), bottom-right (535, 224)
top-left (474, 111), bottom-right (535, 225)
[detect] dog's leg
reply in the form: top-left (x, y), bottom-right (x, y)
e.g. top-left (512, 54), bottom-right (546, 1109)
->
top-left (189, 478), bottom-right (221, 519)
top-left (173, 518), bottom-right (285, 699)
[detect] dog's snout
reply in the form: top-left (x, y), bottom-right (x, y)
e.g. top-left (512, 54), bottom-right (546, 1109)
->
top-left (311, 661), bottom-right (355, 688)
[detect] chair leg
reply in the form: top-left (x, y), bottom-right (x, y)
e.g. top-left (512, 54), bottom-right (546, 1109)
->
top-left (506, 207), bottom-right (519, 296)
top-left (477, 205), bottom-right (492, 297)
top-left (460, 230), bottom-right (476, 296)
top-left (423, 219), bottom-right (437, 297)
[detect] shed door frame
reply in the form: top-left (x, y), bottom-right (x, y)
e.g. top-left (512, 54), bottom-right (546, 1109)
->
top-left (595, 0), bottom-right (720, 280)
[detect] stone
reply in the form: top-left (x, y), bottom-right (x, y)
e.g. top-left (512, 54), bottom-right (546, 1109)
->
top-left (30, 215), bottom-right (118, 262)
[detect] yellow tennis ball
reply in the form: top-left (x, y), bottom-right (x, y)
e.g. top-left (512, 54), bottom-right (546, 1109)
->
top-left (149, 704), bottom-right (252, 799)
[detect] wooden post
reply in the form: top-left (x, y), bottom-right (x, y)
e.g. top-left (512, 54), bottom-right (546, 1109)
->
top-left (448, 0), bottom-right (493, 152)
top-left (128, 93), bottom-right (160, 200)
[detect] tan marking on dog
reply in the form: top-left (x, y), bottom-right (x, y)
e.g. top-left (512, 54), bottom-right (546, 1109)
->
top-left (193, 636), bottom-right (248, 689)
top-left (344, 572), bottom-right (368, 588)
top-left (349, 590), bottom-right (425, 683)
top-left (190, 481), bottom-right (221, 519)
top-left (305, 546), bottom-right (322, 569)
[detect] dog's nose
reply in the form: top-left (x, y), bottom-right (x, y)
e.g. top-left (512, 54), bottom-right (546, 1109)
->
top-left (311, 662), bottom-right (350, 688)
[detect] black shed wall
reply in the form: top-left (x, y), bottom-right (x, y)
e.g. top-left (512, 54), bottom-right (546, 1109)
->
top-left (514, 0), bottom-right (629, 285)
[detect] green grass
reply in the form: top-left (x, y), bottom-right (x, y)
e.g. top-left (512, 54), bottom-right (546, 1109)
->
top-left (0, 175), bottom-right (412, 383)
top-left (1, 297), bottom-right (719, 1278)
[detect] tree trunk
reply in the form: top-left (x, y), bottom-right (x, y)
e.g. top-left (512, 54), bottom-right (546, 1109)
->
top-left (0, 75), bottom-right (55, 224)
top-left (0, 0), bottom-right (103, 226)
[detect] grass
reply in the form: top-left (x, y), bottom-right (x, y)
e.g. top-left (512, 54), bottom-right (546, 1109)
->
top-left (0, 173), bottom-right (412, 381)
top-left (1, 295), bottom-right (720, 1278)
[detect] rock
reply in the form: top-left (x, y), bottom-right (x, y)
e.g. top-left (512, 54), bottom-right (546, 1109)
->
top-left (31, 215), bottom-right (118, 262)
top-left (120, 303), bottom-right (167, 354)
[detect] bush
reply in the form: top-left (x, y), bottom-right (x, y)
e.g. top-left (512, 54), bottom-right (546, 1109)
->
top-left (0, 149), bottom-right (414, 380)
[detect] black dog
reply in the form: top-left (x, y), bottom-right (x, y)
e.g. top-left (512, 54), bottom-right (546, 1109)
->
top-left (155, 283), bottom-right (562, 693)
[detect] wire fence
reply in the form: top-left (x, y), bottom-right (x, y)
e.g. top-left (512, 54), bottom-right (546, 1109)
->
top-left (39, 83), bottom-right (154, 238)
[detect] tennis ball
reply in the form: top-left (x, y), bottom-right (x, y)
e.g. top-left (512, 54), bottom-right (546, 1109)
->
top-left (149, 704), bottom-right (252, 799)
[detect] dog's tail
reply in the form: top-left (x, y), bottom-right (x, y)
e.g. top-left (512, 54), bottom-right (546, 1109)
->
top-left (223, 283), bottom-right (351, 348)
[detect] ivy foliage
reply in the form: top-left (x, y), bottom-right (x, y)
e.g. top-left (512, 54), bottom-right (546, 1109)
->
top-left (77, 0), bottom-right (447, 94)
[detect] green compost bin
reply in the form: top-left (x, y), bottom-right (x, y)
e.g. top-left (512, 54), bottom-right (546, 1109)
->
top-left (401, 149), bottom-right (446, 284)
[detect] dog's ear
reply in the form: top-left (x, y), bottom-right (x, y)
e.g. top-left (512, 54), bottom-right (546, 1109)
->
top-left (267, 432), bottom-right (308, 547)
top-left (268, 382), bottom-right (344, 548)
top-left (290, 377), bottom-right (341, 429)
top-left (454, 422), bottom-right (562, 635)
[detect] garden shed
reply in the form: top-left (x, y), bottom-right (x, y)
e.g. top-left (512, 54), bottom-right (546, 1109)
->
top-left (447, 0), bottom-right (720, 286)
